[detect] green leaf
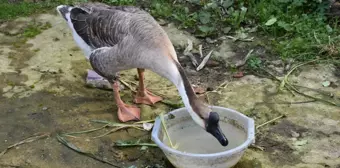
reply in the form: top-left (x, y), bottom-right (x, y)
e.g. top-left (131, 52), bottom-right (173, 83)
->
top-left (198, 11), bottom-right (211, 24)
top-left (326, 25), bottom-right (333, 33)
top-left (198, 25), bottom-right (214, 33)
top-left (223, 27), bottom-right (232, 34)
top-left (265, 17), bottom-right (277, 26)
top-left (278, 21), bottom-right (293, 31)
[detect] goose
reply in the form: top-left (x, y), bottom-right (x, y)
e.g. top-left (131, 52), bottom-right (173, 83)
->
top-left (56, 2), bottom-right (228, 146)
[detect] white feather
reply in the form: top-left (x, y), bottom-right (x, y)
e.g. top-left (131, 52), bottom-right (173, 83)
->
top-left (164, 61), bottom-right (205, 129)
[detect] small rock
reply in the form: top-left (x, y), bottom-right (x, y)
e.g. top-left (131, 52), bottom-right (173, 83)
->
top-left (157, 19), bottom-right (167, 26)
top-left (206, 60), bottom-right (220, 67)
top-left (53, 37), bottom-right (60, 41)
top-left (271, 60), bottom-right (283, 66)
top-left (142, 123), bottom-right (153, 131)
top-left (206, 37), bottom-right (218, 44)
top-left (42, 107), bottom-right (48, 111)
top-left (140, 146), bottom-right (148, 151)
top-left (291, 130), bottom-right (300, 138)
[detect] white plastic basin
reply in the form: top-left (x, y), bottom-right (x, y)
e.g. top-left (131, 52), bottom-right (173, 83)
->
top-left (151, 106), bottom-right (255, 168)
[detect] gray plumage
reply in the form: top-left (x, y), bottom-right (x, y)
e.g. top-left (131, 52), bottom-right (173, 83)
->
top-left (61, 3), bottom-right (177, 82)
top-left (56, 3), bottom-right (229, 147)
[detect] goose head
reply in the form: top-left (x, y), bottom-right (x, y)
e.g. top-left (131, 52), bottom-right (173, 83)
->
top-left (188, 104), bottom-right (229, 147)
top-left (205, 111), bottom-right (229, 146)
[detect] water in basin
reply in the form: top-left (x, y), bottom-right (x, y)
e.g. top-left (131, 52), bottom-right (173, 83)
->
top-left (162, 119), bottom-right (247, 154)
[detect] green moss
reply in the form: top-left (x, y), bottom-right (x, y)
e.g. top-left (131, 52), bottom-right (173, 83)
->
top-left (23, 24), bottom-right (42, 38)
top-left (22, 21), bottom-right (53, 38)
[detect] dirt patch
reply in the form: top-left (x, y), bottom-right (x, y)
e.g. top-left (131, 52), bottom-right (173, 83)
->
top-left (0, 72), bottom-right (28, 89)
top-left (178, 54), bottom-right (231, 89)
top-left (255, 135), bottom-right (302, 165)
top-left (270, 119), bottom-right (309, 138)
top-left (234, 158), bottom-right (263, 168)
top-left (8, 44), bottom-right (35, 71)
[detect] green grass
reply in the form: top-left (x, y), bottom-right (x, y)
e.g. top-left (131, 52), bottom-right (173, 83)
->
top-left (1, 0), bottom-right (339, 63)
top-left (0, 0), bottom-right (87, 21)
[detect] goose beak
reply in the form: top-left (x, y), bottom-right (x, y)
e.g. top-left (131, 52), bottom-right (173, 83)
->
top-left (205, 112), bottom-right (228, 146)
top-left (207, 123), bottom-right (228, 146)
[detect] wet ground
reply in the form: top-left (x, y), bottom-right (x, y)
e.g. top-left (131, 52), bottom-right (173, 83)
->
top-left (0, 10), bottom-right (339, 168)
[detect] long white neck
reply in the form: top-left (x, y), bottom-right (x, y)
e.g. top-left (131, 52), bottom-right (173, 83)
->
top-left (151, 58), bottom-right (206, 128)
top-left (175, 79), bottom-right (205, 128)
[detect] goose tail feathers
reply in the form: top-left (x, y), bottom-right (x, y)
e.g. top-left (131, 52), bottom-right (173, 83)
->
top-left (56, 5), bottom-right (73, 21)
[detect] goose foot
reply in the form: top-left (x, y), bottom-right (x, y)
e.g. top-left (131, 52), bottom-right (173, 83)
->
top-left (112, 82), bottom-right (140, 122)
top-left (117, 103), bottom-right (141, 122)
top-left (133, 68), bottom-right (163, 105)
top-left (134, 89), bottom-right (163, 105)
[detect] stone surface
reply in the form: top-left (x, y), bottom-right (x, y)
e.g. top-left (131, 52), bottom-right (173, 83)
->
top-left (0, 12), bottom-right (339, 168)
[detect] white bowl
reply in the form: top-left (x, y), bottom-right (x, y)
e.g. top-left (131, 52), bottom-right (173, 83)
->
top-left (151, 106), bottom-right (255, 168)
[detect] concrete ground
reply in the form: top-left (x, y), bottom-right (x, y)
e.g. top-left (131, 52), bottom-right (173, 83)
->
top-left (0, 11), bottom-right (339, 168)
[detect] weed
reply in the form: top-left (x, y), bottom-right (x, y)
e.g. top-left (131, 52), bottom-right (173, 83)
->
top-left (101, 0), bottom-right (135, 5)
top-left (22, 22), bottom-right (52, 38)
top-left (246, 56), bottom-right (262, 70)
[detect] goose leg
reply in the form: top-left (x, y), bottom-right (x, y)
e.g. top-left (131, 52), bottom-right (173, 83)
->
top-left (112, 81), bottom-right (141, 122)
top-left (134, 68), bottom-right (163, 105)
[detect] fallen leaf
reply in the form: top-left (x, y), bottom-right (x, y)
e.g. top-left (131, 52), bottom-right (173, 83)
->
top-left (233, 71), bottom-right (244, 78)
top-left (196, 50), bottom-right (213, 71)
top-left (223, 27), bottom-right (231, 34)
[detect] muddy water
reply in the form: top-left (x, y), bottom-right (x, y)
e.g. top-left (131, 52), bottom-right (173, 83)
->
top-left (163, 120), bottom-right (247, 154)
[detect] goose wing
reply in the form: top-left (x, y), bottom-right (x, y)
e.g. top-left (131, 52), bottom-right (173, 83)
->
top-left (69, 4), bottom-right (148, 48)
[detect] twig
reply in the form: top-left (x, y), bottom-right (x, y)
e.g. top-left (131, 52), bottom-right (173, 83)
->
top-left (235, 49), bottom-right (254, 67)
top-left (91, 126), bottom-right (129, 138)
top-left (113, 140), bottom-right (158, 147)
top-left (260, 60), bottom-right (339, 106)
top-left (62, 124), bottom-right (109, 136)
top-left (198, 44), bottom-right (203, 58)
top-left (90, 119), bottom-right (143, 127)
top-left (260, 100), bottom-right (316, 105)
top-left (204, 80), bottom-right (229, 95)
top-left (280, 58), bottom-right (320, 90)
top-left (183, 39), bottom-right (198, 67)
top-left (118, 79), bottom-right (136, 93)
top-left (159, 113), bottom-right (177, 149)
top-left (56, 134), bottom-right (121, 168)
top-left (256, 115), bottom-right (285, 130)
top-left (0, 132), bottom-right (50, 157)
top-left (249, 144), bottom-right (264, 151)
top-left (285, 83), bottom-right (339, 106)
top-left (114, 143), bottom-right (158, 147)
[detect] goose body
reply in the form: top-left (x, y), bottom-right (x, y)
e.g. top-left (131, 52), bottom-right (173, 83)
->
top-left (56, 3), bottom-right (228, 146)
